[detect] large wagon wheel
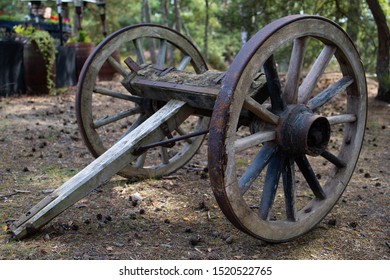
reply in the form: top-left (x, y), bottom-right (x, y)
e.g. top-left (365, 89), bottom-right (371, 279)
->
top-left (208, 15), bottom-right (367, 242)
top-left (77, 24), bottom-right (209, 178)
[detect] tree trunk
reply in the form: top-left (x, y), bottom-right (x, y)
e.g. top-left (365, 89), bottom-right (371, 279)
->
top-left (204, 0), bottom-right (209, 61)
top-left (366, 0), bottom-right (390, 102)
top-left (142, 0), bottom-right (156, 63)
top-left (174, 0), bottom-right (181, 33)
top-left (160, 0), bottom-right (169, 26)
top-left (346, 1), bottom-right (360, 43)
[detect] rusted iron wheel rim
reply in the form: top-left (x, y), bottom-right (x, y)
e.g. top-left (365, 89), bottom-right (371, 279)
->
top-left (77, 24), bottom-right (209, 178)
top-left (208, 15), bottom-right (367, 242)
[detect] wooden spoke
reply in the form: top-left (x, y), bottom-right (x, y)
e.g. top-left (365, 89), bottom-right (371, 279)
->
top-left (263, 55), bottom-right (285, 111)
top-left (93, 107), bottom-right (142, 129)
top-left (307, 76), bottom-right (353, 111)
top-left (208, 15), bottom-right (367, 242)
top-left (243, 96), bottom-right (280, 125)
top-left (238, 144), bottom-right (278, 195)
top-left (282, 156), bottom-right (296, 221)
top-left (295, 155), bottom-right (326, 200)
top-left (108, 56), bottom-right (128, 77)
top-left (327, 114), bottom-right (357, 125)
top-left (160, 146), bottom-right (170, 164)
top-left (284, 37), bottom-right (308, 104)
top-left (234, 131), bottom-right (275, 153)
top-left (135, 153), bottom-right (147, 168)
top-left (93, 86), bottom-right (143, 103)
top-left (177, 56), bottom-right (191, 71)
top-left (157, 39), bottom-right (168, 66)
top-left (77, 24), bottom-right (209, 180)
top-left (298, 45), bottom-right (337, 104)
top-left (258, 153), bottom-right (283, 220)
top-left (321, 150), bottom-right (346, 168)
top-left (133, 38), bottom-right (146, 64)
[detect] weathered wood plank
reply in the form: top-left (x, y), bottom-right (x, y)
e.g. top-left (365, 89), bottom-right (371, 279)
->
top-left (10, 100), bottom-right (188, 239)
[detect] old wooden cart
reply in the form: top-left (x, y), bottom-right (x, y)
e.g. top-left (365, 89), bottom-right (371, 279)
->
top-left (10, 15), bottom-right (367, 242)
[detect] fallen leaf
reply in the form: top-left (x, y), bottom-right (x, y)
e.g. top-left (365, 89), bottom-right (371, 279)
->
top-left (183, 217), bottom-right (190, 222)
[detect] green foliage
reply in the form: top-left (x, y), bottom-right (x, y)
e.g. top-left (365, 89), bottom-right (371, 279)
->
top-left (0, 14), bottom-right (23, 21)
top-left (67, 30), bottom-right (92, 43)
top-left (13, 25), bottom-right (55, 93)
top-left (1, 0), bottom-right (388, 75)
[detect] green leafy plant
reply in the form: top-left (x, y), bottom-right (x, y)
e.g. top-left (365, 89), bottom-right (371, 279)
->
top-left (0, 15), bottom-right (22, 21)
top-left (67, 30), bottom-right (92, 43)
top-left (13, 25), bottom-right (55, 93)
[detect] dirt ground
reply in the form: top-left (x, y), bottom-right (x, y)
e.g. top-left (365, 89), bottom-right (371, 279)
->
top-left (0, 75), bottom-right (389, 260)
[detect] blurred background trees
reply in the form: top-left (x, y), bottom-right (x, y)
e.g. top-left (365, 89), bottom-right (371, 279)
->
top-left (1, 0), bottom-right (389, 101)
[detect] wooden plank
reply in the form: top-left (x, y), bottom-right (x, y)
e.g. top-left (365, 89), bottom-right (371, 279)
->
top-left (10, 100), bottom-right (188, 239)
top-left (129, 77), bottom-right (219, 111)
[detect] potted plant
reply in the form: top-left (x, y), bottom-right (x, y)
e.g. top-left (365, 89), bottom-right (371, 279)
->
top-left (66, 30), bottom-right (95, 81)
top-left (13, 25), bottom-right (55, 94)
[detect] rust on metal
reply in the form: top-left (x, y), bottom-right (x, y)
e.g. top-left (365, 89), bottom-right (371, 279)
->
top-left (275, 105), bottom-right (330, 156)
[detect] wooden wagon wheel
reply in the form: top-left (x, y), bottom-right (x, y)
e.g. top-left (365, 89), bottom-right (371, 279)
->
top-left (77, 24), bottom-right (209, 178)
top-left (208, 15), bottom-right (367, 242)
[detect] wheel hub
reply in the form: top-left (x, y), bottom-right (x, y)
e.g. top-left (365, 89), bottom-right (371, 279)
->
top-left (276, 105), bottom-right (330, 156)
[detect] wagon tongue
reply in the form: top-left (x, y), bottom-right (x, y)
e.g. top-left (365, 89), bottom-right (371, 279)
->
top-left (10, 100), bottom-right (189, 239)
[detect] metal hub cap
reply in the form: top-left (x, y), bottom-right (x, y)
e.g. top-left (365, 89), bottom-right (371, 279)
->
top-left (276, 105), bottom-right (331, 156)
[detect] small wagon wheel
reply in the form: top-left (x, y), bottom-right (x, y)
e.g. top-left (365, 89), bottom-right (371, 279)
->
top-left (77, 24), bottom-right (209, 178)
top-left (208, 15), bottom-right (367, 242)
